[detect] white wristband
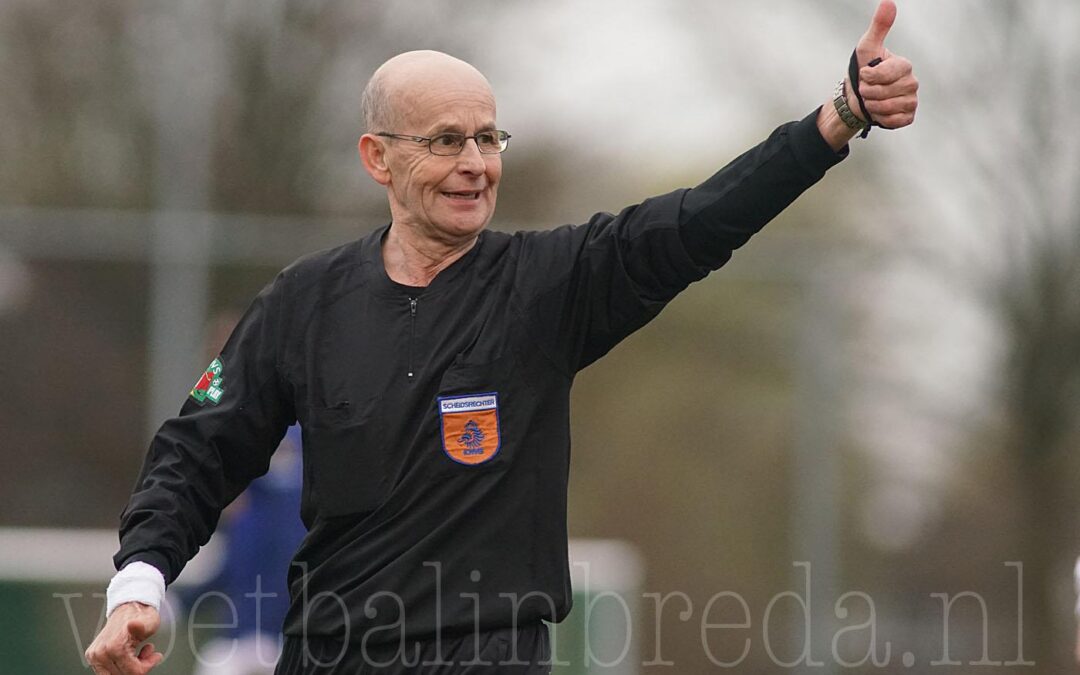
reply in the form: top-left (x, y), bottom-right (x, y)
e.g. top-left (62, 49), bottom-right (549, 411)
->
top-left (106, 561), bottom-right (166, 618)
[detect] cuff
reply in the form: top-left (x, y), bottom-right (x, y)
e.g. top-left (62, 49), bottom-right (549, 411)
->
top-left (114, 549), bottom-right (175, 586)
top-left (106, 561), bottom-right (166, 618)
top-left (789, 106), bottom-right (848, 179)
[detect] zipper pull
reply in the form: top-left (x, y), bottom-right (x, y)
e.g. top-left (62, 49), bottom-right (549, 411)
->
top-left (407, 297), bottom-right (418, 379)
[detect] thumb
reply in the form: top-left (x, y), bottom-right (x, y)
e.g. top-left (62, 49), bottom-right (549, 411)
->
top-left (859, 0), bottom-right (897, 55)
top-left (126, 617), bottom-right (157, 641)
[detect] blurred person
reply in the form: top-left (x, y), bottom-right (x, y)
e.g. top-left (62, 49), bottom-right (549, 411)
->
top-left (183, 425), bottom-right (304, 675)
top-left (85, 2), bottom-right (918, 673)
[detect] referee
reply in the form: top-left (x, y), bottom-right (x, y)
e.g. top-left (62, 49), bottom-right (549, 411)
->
top-left (85, 3), bottom-right (917, 673)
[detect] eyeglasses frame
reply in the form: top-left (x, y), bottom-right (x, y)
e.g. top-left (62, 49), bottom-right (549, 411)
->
top-left (374, 130), bottom-right (511, 156)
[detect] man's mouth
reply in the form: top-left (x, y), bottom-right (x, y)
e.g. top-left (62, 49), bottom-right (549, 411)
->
top-left (442, 190), bottom-right (481, 201)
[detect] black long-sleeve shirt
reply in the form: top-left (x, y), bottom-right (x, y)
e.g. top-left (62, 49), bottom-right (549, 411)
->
top-left (115, 109), bottom-right (845, 643)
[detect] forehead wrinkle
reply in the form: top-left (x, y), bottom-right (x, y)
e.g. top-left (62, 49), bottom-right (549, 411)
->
top-left (396, 88), bottom-right (497, 135)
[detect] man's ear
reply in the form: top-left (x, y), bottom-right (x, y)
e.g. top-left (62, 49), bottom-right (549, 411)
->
top-left (359, 134), bottom-right (391, 186)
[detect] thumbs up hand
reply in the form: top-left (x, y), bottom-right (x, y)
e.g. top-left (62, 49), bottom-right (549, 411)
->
top-left (857, 0), bottom-right (896, 67)
top-left (849, 0), bottom-right (918, 130)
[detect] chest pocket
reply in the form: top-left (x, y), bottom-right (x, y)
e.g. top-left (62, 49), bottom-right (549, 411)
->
top-left (433, 352), bottom-right (525, 474)
top-left (302, 396), bottom-right (388, 518)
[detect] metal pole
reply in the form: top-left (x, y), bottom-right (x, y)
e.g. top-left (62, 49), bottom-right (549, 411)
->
top-left (144, 2), bottom-right (221, 438)
top-left (791, 270), bottom-right (841, 675)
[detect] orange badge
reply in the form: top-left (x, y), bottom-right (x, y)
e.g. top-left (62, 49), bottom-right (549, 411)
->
top-left (438, 393), bottom-right (501, 465)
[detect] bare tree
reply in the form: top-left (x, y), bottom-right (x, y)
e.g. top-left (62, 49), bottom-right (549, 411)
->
top-left (676, 0), bottom-right (1080, 667)
top-left (868, 0), bottom-right (1080, 666)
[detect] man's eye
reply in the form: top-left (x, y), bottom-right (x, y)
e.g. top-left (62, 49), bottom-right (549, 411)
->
top-left (476, 132), bottom-right (496, 145)
top-left (432, 134), bottom-right (462, 147)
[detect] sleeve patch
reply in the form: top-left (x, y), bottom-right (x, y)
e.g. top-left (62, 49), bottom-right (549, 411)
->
top-left (189, 357), bottom-right (225, 405)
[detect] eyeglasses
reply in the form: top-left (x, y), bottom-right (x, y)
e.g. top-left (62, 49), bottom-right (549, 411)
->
top-left (375, 130), bottom-right (511, 156)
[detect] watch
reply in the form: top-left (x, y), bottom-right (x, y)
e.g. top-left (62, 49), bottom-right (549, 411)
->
top-left (833, 79), bottom-right (868, 132)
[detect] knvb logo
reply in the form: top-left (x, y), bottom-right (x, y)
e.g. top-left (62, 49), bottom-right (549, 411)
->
top-left (437, 393), bottom-right (501, 465)
top-left (458, 420), bottom-right (486, 455)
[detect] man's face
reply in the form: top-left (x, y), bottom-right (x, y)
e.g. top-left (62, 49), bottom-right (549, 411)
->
top-left (380, 77), bottom-right (501, 244)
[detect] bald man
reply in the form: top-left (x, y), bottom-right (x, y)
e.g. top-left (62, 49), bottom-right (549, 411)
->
top-left (86, 3), bottom-right (917, 673)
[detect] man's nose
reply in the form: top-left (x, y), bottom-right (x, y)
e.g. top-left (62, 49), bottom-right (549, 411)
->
top-left (455, 138), bottom-right (486, 173)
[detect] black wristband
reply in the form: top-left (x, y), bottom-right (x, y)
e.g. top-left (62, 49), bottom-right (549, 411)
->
top-left (848, 50), bottom-right (884, 138)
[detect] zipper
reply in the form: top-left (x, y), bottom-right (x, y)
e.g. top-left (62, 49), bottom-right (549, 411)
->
top-left (407, 297), bottom-right (418, 380)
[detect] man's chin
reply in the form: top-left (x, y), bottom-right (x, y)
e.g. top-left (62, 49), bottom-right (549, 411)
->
top-left (435, 214), bottom-right (493, 240)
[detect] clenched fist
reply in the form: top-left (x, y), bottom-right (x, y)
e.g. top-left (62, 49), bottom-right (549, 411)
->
top-left (84, 602), bottom-right (163, 675)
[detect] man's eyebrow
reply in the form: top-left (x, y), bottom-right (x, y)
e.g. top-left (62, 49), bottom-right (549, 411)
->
top-left (427, 122), bottom-right (498, 134)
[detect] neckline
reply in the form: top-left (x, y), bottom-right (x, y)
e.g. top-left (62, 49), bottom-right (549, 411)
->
top-left (365, 224), bottom-right (484, 298)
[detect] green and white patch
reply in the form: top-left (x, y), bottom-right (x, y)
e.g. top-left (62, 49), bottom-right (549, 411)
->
top-left (190, 357), bottom-right (225, 405)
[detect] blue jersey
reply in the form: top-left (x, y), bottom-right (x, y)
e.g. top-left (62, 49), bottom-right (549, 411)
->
top-left (213, 424), bottom-right (305, 636)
